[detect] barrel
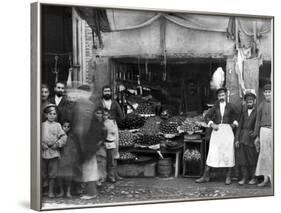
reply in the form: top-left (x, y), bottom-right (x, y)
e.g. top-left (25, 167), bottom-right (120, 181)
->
top-left (157, 158), bottom-right (172, 177)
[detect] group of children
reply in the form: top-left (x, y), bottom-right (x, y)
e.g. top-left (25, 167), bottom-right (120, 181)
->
top-left (41, 85), bottom-right (120, 199)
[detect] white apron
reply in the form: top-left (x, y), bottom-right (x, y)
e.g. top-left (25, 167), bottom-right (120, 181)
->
top-left (255, 127), bottom-right (273, 180)
top-left (206, 124), bottom-right (235, 168)
top-left (82, 154), bottom-right (100, 182)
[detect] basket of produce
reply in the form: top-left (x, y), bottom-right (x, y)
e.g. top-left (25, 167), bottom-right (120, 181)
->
top-left (159, 120), bottom-right (179, 138)
top-left (118, 113), bottom-right (145, 130)
top-left (119, 151), bottom-right (138, 162)
top-left (139, 116), bottom-right (162, 135)
top-left (119, 130), bottom-right (138, 148)
top-left (183, 149), bottom-right (201, 162)
top-left (134, 134), bottom-right (163, 147)
top-left (134, 102), bottom-right (155, 115)
top-left (179, 115), bottom-right (205, 135)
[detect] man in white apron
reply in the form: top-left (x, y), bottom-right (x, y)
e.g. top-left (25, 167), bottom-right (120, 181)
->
top-left (196, 88), bottom-right (239, 185)
top-left (253, 84), bottom-right (272, 187)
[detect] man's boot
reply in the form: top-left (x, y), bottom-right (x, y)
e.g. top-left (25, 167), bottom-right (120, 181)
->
top-left (238, 166), bottom-right (248, 185)
top-left (225, 168), bottom-right (232, 185)
top-left (107, 166), bottom-right (116, 183)
top-left (195, 166), bottom-right (210, 183)
top-left (48, 179), bottom-right (55, 198)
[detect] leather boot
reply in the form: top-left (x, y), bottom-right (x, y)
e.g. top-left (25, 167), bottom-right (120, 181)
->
top-left (195, 166), bottom-right (210, 183)
top-left (48, 179), bottom-right (55, 198)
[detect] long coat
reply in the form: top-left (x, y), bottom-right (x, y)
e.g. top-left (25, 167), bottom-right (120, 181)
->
top-left (235, 108), bottom-right (257, 146)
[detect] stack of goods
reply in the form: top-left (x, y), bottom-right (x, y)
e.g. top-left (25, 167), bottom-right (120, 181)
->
top-left (135, 134), bottom-right (163, 146)
top-left (119, 130), bottom-right (137, 147)
top-left (134, 102), bottom-right (155, 116)
top-left (167, 116), bottom-right (186, 126)
top-left (119, 151), bottom-right (138, 161)
top-left (139, 116), bottom-right (162, 135)
top-left (118, 113), bottom-right (145, 130)
top-left (179, 115), bottom-right (205, 135)
top-left (183, 149), bottom-right (201, 162)
top-left (159, 120), bottom-right (179, 138)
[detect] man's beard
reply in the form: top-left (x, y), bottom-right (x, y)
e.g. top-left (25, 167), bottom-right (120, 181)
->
top-left (56, 92), bottom-right (63, 97)
top-left (103, 94), bottom-right (112, 100)
top-left (247, 105), bottom-right (254, 109)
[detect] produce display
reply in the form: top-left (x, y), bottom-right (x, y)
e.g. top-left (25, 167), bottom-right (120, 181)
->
top-left (135, 134), bottom-right (163, 146)
top-left (139, 116), bottom-right (162, 135)
top-left (118, 113), bottom-right (145, 130)
top-left (119, 130), bottom-right (137, 147)
top-left (159, 120), bottom-right (179, 135)
top-left (167, 116), bottom-right (186, 126)
top-left (119, 151), bottom-right (138, 160)
top-left (134, 102), bottom-right (155, 115)
top-left (183, 149), bottom-right (201, 161)
top-left (179, 115), bottom-right (205, 134)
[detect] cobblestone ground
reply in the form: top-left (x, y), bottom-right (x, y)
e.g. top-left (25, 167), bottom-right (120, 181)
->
top-left (42, 177), bottom-right (273, 209)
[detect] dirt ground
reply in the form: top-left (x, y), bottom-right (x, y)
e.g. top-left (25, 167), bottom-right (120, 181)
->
top-left (42, 177), bottom-right (273, 209)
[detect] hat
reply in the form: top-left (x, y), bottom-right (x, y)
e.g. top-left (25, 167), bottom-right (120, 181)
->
top-left (263, 84), bottom-right (271, 91)
top-left (216, 87), bottom-right (227, 96)
top-left (244, 91), bottom-right (256, 100)
top-left (43, 103), bottom-right (57, 113)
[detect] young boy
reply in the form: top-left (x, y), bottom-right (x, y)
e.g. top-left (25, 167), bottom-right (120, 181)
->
top-left (103, 109), bottom-right (119, 183)
top-left (42, 104), bottom-right (67, 198)
top-left (57, 120), bottom-right (80, 198)
top-left (254, 84), bottom-right (272, 187)
top-left (235, 91), bottom-right (258, 185)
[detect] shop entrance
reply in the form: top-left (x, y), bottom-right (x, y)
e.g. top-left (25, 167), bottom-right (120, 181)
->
top-left (112, 57), bottom-right (226, 115)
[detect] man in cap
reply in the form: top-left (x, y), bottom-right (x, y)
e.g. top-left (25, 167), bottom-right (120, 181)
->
top-left (196, 87), bottom-right (239, 185)
top-left (253, 83), bottom-right (272, 187)
top-left (235, 91), bottom-right (258, 185)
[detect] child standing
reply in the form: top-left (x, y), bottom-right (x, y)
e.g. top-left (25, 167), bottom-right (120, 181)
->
top-left (57, 120), bottom-right (79, 198)
top-left (103, 109), bottom-right (119, 183)
top-left (235, 91), bottom-right (258, 185)
top-left (42, 104), bottom-right (67, 198)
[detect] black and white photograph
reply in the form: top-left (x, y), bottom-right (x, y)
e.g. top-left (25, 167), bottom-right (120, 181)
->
top-left (31, 2), bottom-right (273, 210)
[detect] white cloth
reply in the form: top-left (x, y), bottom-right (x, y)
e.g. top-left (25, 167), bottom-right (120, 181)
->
top-left (102, 99), bottom-right (112, 110)
top-left (206, 124), bottom-right (235, 168)
top-left (55, 95), bottom-right (62, 106)
top-left (82, 154), bottom-right (100, 182)
top-left (255, 127), bottom-right (273, 180)
top-left (248, 109), bottom-right (253, 116)
top-left (219, 102), bottom-right (226, 118)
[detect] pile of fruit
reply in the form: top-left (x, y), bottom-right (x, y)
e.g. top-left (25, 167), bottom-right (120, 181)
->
top-left (167, 116), bottom-right (186, 126)
top-left (139, 116), bottom-right (162, 135)
top-left (119, 130), bottom-right (137, 147)
top-left (118, 113), bottom-right (145, 130)
top-left (183, 149), bottom-right (201, 161)
top-left (135, 134), bottom-right (163, 146)
top-left (159, 121), bottom-right (179, 135)
top-left (179, 116), bottom-right (205, 134)
top-left (119, 151), bottom-right (138, 161)
top-left (134, 102), bottom-right (155, 115)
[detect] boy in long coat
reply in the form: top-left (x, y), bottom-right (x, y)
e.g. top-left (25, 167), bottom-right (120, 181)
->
top-left (235, 91), bottom-right (258, 185)
top-left (196, 88), bottom-right (239, 185)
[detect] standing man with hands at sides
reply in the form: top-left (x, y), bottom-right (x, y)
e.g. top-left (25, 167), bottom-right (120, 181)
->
top-left (235, 91), bottom-right (258, 185)
top-left (196, 87), bottom-right (239, 185)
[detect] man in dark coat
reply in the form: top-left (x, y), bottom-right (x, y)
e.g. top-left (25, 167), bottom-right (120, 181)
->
top-left (96, 85), bottom-right (124, 183)
top-left (49, 82), bottom-right (73, 124)
top-left (196, 87), bottom-right (239, 185)
top-left (235, 91), bottom-right (258, 185)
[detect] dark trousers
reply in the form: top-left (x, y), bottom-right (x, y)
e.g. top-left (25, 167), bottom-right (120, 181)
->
top-left (85, 181), bottom-right (97, 196)
top-left (42, 158), bottom-right (59, 179)
top-left (106, 149), bottom-right (117, 180)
